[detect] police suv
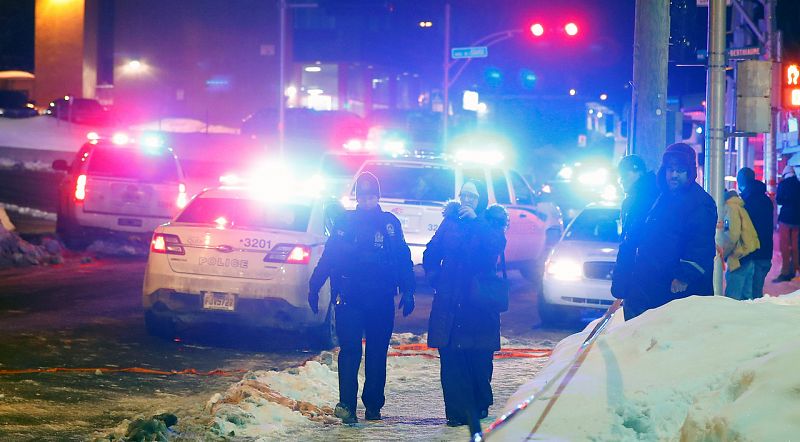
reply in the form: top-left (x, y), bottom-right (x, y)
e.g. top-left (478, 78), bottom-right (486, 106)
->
top-left (345, 154), bottom-right (562, 280)
top-left (142, 185), bottom-right (338, 345)
top-left (52, 133), bottom-right (187, 248)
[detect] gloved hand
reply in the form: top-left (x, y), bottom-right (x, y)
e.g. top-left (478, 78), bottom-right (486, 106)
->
top-left (398, 293), bottom-right (415, 317)
top-left (308, 291), bottom-right (320, 314)
top-left (458, 206), bottom-right (477, 220)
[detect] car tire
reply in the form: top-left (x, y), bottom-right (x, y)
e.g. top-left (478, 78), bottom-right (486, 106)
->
top-left (56, 214), bottom-right (90, 250)
top-left (144, 309), bottom-right (176, 340)
top-left (314, 305), bottom-right (338, 350)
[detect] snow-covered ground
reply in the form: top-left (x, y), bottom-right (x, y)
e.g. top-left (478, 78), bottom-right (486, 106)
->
top-left (488, 293), bottom-right (800, 441)
top-left (197, 334), bottom-right (553, 441)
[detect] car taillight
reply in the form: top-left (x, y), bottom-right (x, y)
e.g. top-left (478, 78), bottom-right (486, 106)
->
top-left (74, 174), bottom-right (87, 201)
top-left (263, 244), bottom-right (311, 264)
top-left (150, 233), bottom-right (185, 255)
top-left (176, 183), bottom-right (187, 209)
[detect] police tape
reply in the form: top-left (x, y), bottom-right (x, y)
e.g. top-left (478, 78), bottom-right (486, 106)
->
top-left (389, 343), bottom-right (552, 360)
top-left (0, 367), bottom-right (247, 376)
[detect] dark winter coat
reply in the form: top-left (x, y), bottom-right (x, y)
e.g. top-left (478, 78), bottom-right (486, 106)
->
top-left (628, 178), bottom-right (717, 311)
top-left (309, 205), bottom-right (415, 309)
top-left (423, 202), bottom-right (507, 351)
top-left (612, 171), bottom-right (659, 299)
top-left (776, 175), bottom-right (800, 226)
top-left (740, 180), bottom-right (774, 261)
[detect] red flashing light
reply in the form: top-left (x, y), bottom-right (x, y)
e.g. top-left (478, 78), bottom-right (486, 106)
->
top-left (530, 23), bottom-right (544, 37)
top-left (565, 22), bottom-right (579, 36)
top-left (74, 174), bottom-right (87, 201)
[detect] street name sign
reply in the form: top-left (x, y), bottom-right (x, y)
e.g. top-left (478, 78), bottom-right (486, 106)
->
top-left (451, 46), bottom-right (488, 59)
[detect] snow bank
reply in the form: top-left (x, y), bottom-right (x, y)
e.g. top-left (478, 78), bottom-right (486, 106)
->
top-left (490, 294), bottom-right (800, 441)
top-left (128, 118), bottom-right (239, 134)
top-left (0, 116), bottom-right (86, 152)
top-left (0, 225), bottom-right (63, 268)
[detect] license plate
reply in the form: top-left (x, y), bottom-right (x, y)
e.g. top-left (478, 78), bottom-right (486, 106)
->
top-left (202, 292), bottom-right (236, 311)
top-left (118, 218), bottom-right (143, 227)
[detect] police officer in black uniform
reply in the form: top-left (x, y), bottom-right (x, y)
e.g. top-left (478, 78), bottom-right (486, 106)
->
top-left (308, 172), bottom-right (416, 424)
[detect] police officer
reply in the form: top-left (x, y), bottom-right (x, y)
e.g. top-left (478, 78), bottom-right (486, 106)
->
top-left (308, 172), bottom-right (416, 424)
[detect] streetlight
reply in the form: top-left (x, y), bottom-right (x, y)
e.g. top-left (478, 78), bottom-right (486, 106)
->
top-left (569, 88), bottom-right (577, 96)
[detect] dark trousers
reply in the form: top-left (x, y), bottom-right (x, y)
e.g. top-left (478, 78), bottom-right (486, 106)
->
top-left (438, 346), bottom-right (494, 432)
top-left (752, 259), bottom-right (772, 299)
top-left (334, 300), bottom-right (394, 412)
top-left (623, 298), bottom-right (648, 321)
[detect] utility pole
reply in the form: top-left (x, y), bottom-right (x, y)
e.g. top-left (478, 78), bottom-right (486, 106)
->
top-left (705, 0), bottom-right (727, 296)
top-left (631, 0), bottom-right (670, 171)
top-left (442, 1), bottom-right (451, 150)
top-left (763, 0), bottom-right (778, 194)
top-left (279, 0), bottom-right (287, 156)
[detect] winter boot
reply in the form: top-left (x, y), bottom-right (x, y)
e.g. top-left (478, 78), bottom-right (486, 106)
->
top-left (334, 403), bottom-right (358, 424)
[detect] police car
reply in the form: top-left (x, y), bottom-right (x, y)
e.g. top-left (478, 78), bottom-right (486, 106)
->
top-left (51, 132), bottom-right (187, 248)
top-left (345, 153), bottom-right (562, 280)
top-left (539, 203), bottom-right (620, 326)
top-left (141, 185), bottom-right (338, 345)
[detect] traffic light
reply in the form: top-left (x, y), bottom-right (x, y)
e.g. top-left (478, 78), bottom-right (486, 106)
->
top-left (785, 64), bottom-right (800, 109)
top-left (530, 23), bottom-right (544, 37)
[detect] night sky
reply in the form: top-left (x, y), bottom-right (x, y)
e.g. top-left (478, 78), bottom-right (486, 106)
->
top-left (0, 0), bottom-right (798, 101)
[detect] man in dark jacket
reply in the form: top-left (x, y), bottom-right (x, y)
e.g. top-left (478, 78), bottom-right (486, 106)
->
top-left (737, 167), bottom-right (774, 297)
top-left (611, 154), bottom-right (660, 320)
top-left (423, 180), bottom-right (508, 436)
top-left (308, 172), bottom-right (415, 424)
top-left (773, 161), bottom-right (800, 282)
top-left (625, 143), bottom-right (717, 319)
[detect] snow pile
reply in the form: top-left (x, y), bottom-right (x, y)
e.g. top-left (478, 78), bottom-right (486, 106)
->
top-left (490, 294), bottom-right (800, 441)
top-left (128, 118), bottom-right (239, 134)
top-left (0, 157), bottom-right (54, 172)
top-left (207, 354), bottom-right (340, 439)
top-left (0, 202), bottom-right (56, 221)
top-left (0, 116), bottom-right (86, 152)
top-left (86, 239), bottom-right (149, 257)
top-left (0, 225), bottom-right (63, 268)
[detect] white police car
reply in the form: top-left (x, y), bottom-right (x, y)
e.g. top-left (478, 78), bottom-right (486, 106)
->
top-left (345, 154), bottom-right (562, 280)
top-left (141, 185), bottom-right (338, 345)
top-left (539, 203), bottom-right (621, 326)
top-left (52, 132), bottom-right (187, 248)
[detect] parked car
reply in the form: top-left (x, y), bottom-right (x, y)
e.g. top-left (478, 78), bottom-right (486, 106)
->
top-left (46, 97), bottom-right (115, 126)
top-left (52, 134), bottom-right (187, 248)
top-left (141, 185), bottom-right (339, 345)
top-left (345, 155), bottom-right (563, 281)
top-left (0, 90), bottom-right (38, 118)
top-left (539, 203), bottom-right (621, 326)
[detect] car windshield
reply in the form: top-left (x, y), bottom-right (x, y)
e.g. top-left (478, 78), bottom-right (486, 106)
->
top-left (564, 208), bottom-right (621, 242)
top-left (87, 146), bottom-right (179, 182)
top-left (360, 163), bottom-right (455, 202)
top-left (176, 198), bottom-right (312, 232)
top-left (319, 154), bottom-right (372, 178)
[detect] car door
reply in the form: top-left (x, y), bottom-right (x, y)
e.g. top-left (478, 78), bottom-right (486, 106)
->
top-left (490, 168), bottom-right (545, 264)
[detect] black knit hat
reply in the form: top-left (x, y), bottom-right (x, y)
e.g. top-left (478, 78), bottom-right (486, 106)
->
top-left (661, 143), bottom-right (698, 182)
top-left (618, 155), bottom-right (646, 174)
top-left (355, 172), bottom-right (380, 199)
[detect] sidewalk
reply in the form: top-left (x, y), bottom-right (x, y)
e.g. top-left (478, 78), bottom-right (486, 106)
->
top-left (760, 233), bottom-right (800, 297)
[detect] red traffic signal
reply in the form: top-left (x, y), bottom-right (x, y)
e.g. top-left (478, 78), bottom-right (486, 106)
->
top-left (564, 22), bottom-right (579, 36)
top-left (530, 23), bottom-right (544, 37)
top-left (786, 64), bottom-right (800, 109)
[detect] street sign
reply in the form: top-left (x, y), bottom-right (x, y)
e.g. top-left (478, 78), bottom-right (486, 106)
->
top-left (696, 46), bottom-right (762, 60)
top-left (451, 46), bottom-right (488, 59)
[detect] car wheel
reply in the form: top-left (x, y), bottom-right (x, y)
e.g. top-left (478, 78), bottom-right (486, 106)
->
top-left (56, 214), bottom-right (90, 250)
top-left (144, 309), bottom-right (176, 340)
top-left (315, 305), bottom-right (338, 349)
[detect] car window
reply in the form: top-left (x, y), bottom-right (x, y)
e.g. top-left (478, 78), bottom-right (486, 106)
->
top-left (509, 170), bottom-right (534, 205)
top-left (490, 169), bottom-right (511, 204)
top-left (360, 163), bottom-right (455, 202)
top-left (87, 146), bottom-right (179, 182)
top-left (176, 198), bottom-right (312, 232)
top-left (564, 208), bottom-right (621, 242)
top-left (320, 154), bottom-right (371, 178)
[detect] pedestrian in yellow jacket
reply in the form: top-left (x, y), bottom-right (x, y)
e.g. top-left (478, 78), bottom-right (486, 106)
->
top-left (715, 190), bottom-right (760, 299)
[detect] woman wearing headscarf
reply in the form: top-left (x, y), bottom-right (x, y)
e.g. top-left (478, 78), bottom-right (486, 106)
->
top-left (422, 179), bottom-right (509, 435)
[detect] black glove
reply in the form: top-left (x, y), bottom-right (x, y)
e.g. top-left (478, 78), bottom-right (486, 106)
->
top-left (398, 293), bottom-right (415, 317)
top-left (308, 291), bottom-right (319, 314)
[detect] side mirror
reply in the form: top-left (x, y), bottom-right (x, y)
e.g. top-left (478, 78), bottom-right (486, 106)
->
top-left (52, 159), bottom-right (69, 172)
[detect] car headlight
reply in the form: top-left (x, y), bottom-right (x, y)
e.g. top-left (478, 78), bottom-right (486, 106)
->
top-left (577, 168), bottom-right (609, 186)
top-left (546, 258), bottom-right (583, 281)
